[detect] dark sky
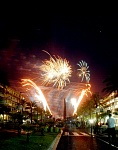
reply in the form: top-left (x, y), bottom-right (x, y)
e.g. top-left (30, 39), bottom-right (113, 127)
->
top-left (0, 6), bottom-right (118, 95)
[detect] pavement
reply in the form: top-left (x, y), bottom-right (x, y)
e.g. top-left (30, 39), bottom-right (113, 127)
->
top-left (48, 130), bottom-right (63, 150)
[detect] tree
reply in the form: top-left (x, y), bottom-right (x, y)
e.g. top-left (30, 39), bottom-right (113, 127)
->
top-left (10, 112), bottom-right (23, 136)
top-left (77, 92), bottom-right (101, 125)
top-left (25, 101), bottom-right (39, 124)
top-left (77, 98), bottom-right (94, 122)
top-left (91, 93), bottom-right (101, 125)
top-left (102, 65), bottom-right (118, 94)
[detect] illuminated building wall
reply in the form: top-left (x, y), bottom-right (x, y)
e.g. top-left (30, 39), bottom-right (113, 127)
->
top-left (101, 92), bottom-right (118, 126)
top-left (0, 85), bottom-right (25, 122)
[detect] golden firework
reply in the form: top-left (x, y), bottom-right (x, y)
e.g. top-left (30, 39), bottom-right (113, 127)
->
top-left (21, 79), bottom-right (52, 114)
top-left (73, 83), bottom-right (92, 115)
top-left (40, 51), bottom-right (72, 89)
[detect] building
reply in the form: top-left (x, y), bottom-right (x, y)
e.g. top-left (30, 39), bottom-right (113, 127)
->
top-left (101, 92), bottom-right (118, 126)
top-left (0, 85), bottom-right (25, 122)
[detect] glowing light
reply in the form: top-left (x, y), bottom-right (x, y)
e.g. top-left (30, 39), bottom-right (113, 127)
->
top-left (39, 51), bottom-right (72, 89)
top-left (71, 98), bottom-right (77, 111)
top-left (73, 84), bottom-right (92, 115)
top-left (84, 83), bottom-right (92, 96)
top-left (73, 89), bottom-right (86, 115)
top-left (89, 119), bottom-right (94, 124)
top-left (21, 79), bottom-right (52, 114)
top-left (77, 60), bottom-right (90, 83)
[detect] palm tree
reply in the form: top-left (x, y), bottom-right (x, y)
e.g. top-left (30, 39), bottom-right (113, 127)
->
top-left (78, 93), bottom-right (101, 123)
top-left (25, 101), bottom-right (39, 124)
top-left (91, 93), bottom-right (101, 108)
top-left (102, 65), bottom-right (118, 94)
top-left (91, 93), bottom-right (101, 124)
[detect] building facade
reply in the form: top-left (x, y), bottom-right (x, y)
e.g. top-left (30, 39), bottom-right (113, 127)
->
top-left (101, 92), bottom-right (118, 126)
top-left (0, 85), bottom-right (25, 122)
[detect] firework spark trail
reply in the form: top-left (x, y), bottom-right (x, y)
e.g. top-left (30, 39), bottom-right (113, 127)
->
top-left (73, 84), bottom-right (92, 115)
top-left (73, 89), bottom-right (86, 115)
top-left (21, 79), bottom-right (52, 114)
top-left (39, 51), bottom-right (72, 89)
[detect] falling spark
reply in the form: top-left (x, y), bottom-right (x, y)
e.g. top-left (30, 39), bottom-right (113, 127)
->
top-left (21, 79), bottom-right (52, 114)
top-left (77, 60), bottom-right (90, 83)
top-left (73, 84), bottom-right (92, 115)
top-left (39, 51), bottom-right (72, 89)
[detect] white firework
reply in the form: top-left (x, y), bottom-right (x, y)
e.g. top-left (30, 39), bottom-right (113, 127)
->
top-left (77, 60), bottom-right (90, 83)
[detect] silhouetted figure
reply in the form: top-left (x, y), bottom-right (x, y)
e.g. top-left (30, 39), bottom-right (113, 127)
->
top-left (107, 113), bottom-right (116, 144)
top-left (94, 123), bottom-right (99, 134)
top-left (41, 126), bottom-right (44, 135)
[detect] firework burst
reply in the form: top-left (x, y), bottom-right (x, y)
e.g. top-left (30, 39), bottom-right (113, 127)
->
top-left (77, 60), bottom-right (90, 83)
top-left (39, 51), bottom-right (72, 89)
top-left (21, 79), bottom-right (52, 114)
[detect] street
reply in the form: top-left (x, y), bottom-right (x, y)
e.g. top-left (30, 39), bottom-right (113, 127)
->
top-left (56, 127), bottom-right (118, 150)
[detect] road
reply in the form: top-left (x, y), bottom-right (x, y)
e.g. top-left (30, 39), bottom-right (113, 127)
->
top-left (56, 127), bottom-right (118, 150)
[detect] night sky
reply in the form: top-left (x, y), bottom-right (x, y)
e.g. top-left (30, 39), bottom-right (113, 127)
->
top-left (0, 6), bottom-right (118, 96)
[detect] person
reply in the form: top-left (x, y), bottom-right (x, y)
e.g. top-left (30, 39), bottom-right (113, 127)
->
top-left (94, 122), bottom-right (99, 134)
top-left (107, 113), bottom-right (116, 143)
